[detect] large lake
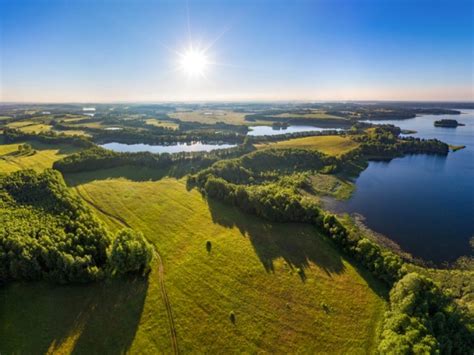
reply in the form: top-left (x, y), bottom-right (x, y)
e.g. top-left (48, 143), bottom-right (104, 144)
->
top-left (100, 142), bottom-right (236, 154)
top-left (326, 109), bottom-right (474, 264)
top-left (247, 125), bottom-right (342, 136)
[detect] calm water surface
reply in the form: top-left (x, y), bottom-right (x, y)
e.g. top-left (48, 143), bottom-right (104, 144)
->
top-left (327, 110), bottom-right (474, 264)
top-left (101, 141), bottom-right (236, 154)
top-left (247, 125), bottom-right (342, 136)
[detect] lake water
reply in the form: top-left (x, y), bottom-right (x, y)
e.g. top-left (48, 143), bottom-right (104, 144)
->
top-left (247, 125), bottom-right (342, 136)
top-left (100, 141), bottom-right (237, 154)
top-left (326, 110), bottom-right (474, 264)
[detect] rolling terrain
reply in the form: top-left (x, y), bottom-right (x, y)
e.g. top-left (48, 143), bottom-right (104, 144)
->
top-left (0, 169), bottom-right (387, 353)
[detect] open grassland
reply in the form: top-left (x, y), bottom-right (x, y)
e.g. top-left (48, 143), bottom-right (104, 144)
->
top-left (145, 118), bottom-right (179, 130)
top-left (52, 129), bottom-right (91, 137)
top-left (256, 135), bottom-right (359, 156)
top-left (6, 120), bottom-right (36, 128)
top-left (7, 121), bottom-right (54, 134)
top-left (274, 111), bottom-right (346, 120)
top-left (306, 173), bottom-right (355, 201)
top-left (1, 169), bottom-right (387, 353)
top-left (69, 121), bottom-right (104, 129)
top-left (0, 139), bottom-right (81, 173)
top-left (169, 110), bottom-right (251, 125)
top-left (18, 123), bottom-right (53, 133)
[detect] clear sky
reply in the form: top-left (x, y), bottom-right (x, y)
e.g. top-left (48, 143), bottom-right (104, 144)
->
top-left (1, 0), bottom-right (473, 102)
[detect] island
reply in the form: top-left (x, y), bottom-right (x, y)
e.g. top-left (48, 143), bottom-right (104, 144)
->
top-left (434, 119), bottom-right (465, 127)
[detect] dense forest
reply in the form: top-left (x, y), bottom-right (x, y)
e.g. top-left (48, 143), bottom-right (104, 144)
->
top-left (0, 169), bottom-right (153, 284)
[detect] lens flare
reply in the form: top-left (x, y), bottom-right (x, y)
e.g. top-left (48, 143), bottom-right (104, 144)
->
top-left (179, 49), bottom-right (208, 77)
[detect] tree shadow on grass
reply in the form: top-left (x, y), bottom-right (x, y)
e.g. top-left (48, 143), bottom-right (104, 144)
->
top-left (0, 276), bottom-right (148, 354)
top-left (64, 161), bottom-right (203, 187)
top-left (206, 197), bottom-right (389, 298)
top-left (206, 198), bottom-right (345, 280)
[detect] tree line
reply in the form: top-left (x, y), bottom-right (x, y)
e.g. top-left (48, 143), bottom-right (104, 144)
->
top-left (3, 127), bottom-right (94, 148)
top-left (53, 144), bottom-right (255, 173)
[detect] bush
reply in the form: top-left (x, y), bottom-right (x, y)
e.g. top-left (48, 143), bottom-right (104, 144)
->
top-left (108, 229), bottom-right (154, 276)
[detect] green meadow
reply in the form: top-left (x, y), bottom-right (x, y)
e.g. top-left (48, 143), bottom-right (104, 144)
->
top-left (256, 135), bottom-right (359, 156)
top-left (0, 138), bottom-right (82, 173)
top-left (1, 168), bottom-right (387, 353)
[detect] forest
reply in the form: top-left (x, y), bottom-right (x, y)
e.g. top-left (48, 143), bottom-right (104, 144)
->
top-left (0, 169), bottom-right (153, 283)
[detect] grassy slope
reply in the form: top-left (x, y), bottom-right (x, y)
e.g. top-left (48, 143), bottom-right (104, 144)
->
top-left (0, 139), bottom-right (81, 173)
top-left (256, 135), bottom-right (359, 156)
top-left (3, 170), bottom-right (386, 353)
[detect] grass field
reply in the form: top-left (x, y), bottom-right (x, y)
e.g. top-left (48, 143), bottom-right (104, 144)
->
top-left (306, 173), bottom-right (355, 201)
top-left (52, 129), bottom-right (91, 137)
top-left (145, 118), bottom-right (179, 130)
top-left (6, 120), bottom-right (35, 128)
top-left (0, 169), bottom-right (386, 353)
top-left (256, 135), bottom-right (360, 156)
top-left (0, 139), bottom-right (81, 173)
top-left (274, 111), bottom-right (346, 120)
top-left (19, 123), bottom-right (53, 133)
top-left (169, 110), bottom-right (251, 125)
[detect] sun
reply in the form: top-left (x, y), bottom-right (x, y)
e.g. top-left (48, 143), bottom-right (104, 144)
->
top-left (178, 48), bottom-right (209, 77)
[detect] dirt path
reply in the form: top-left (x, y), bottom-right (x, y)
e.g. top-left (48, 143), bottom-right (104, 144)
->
top-left (74, 186), bottom-right (180, 354)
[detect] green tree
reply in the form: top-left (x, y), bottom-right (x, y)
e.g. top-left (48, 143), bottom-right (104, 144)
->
top-left (108, 229), bottom-right (154, 276)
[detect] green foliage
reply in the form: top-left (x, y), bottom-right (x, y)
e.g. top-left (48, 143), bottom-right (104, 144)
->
top-left (54, 144), bottom-right (254, 173)
top-left (3, 127), bottom-right (93, 148)
top-left (379, 273), bottom-right (474, 354)
top-left (108, 229), bottom-right (154, 276)
top-left (353, 126), bottom-right (449, 157)
top-left (0, 169), bottom-right (110, 283)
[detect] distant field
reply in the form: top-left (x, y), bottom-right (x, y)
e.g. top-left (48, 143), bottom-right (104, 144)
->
top-left (0, 139), bottom-right (81, 173)
top-left (53, 129), bottom-right (91, 137)
top-left (0, 171), bottom-right (386, 353)
top-left (274, 111), bottom-right (346, 120)
top-left (70, 121), bottom-right (104, 129)
top-left (19, 123), bottom-right (52, 133)
top-left (6, 121), bottom-right (35, 128)
top-left (170, 110), bottom-right (250, 125)
top-left (145, 118), bottom-right (179, 130)
top-left (6, 121), bottom-right (53, 134)
top-left (256, 135), bottom-right (359, 156)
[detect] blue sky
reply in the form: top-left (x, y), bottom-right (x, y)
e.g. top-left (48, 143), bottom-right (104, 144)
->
top-left (1, 0), bottom-right (473, 102)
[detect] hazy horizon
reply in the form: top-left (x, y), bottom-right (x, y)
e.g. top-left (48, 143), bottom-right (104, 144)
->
top-left (1, 0), bottom-right (473, 102)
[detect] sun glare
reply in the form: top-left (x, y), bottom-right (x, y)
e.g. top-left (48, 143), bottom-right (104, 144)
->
top-left (179, 49), bottom-right (209, 77)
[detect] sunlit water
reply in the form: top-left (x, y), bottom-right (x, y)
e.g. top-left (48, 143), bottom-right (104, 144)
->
top-left (326, 110), bottom-right (474, 264)
top-left (247, 125), bottom-right (342, 136)
top-left (100, 141), bottom-right (236, 154)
